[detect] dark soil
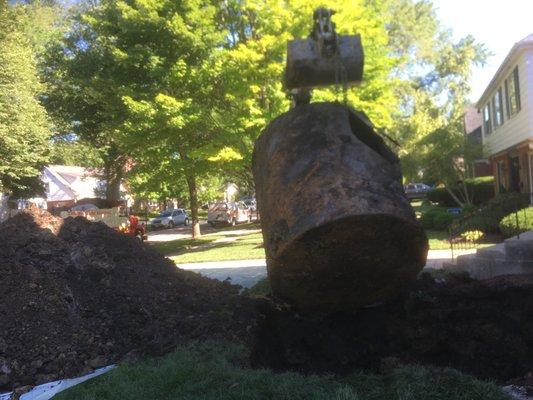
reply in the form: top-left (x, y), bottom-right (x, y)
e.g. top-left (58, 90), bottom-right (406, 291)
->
top-left (2, 207), bottom-right (533, 391)
top-left (251, 272), bottom-right (533, 383)
top-left (0, 207), bottom-right (256, 390)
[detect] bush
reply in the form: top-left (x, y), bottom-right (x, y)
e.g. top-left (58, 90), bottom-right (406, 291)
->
top-left (420, 208), bottom-right (441, 229)
top-left (461, 204), bottom-right (476, 215)
top-left (453, 192), bottom-right (530, 234)
top-left (427, 177), bottom-right (495, 207)
top-left (419, 207), bottom-right (457, 230)
top-left (499, 207), bottom-right (533, 238)
top-left (433, 212), bottom-right (456, 230)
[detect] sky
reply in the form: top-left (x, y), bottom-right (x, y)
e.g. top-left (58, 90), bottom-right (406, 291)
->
top-left (432, 0), bottom-right (533, 104)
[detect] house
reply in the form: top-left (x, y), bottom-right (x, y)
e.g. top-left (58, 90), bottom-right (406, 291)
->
top-left (476, 34), bottom-right (533, 195)
top-left (463, 105), bottom-right (491, 178)
top-left (42, 165), bottom-right (104, 209)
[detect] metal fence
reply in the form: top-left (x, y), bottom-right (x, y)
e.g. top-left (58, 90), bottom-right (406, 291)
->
top-left (448, 192), bottom-right (532, 260)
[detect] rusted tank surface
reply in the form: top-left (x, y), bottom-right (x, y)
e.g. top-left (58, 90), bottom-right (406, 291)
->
top-left (252, 102), bottom-right (428, 311)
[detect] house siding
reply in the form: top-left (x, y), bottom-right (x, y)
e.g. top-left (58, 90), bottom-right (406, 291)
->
top-left (482, 50), bottom-right (533, 155)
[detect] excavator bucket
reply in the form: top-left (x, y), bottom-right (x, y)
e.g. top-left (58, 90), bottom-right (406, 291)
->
top-left (285, 34), bottom-right (364, 90)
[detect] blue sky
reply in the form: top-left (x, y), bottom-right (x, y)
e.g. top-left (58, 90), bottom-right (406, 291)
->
top-left (432, 0), bottom-right (533, 103)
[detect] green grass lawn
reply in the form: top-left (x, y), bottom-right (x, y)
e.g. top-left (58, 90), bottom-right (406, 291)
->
top-left (150, 224), bottom-right (265, 263)
top-left (426, 229), bottom-right (451, 250)
top-left (148, 203), bottom-right (495, 263)
top-left (56, 341), bottom-right (509, 400)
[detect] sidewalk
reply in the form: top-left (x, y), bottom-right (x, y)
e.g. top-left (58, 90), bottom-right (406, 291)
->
top-left (176, 249), bottom-right (478, 288)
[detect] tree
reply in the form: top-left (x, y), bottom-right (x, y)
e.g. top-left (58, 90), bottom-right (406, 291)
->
top-left (0, 2), bottom-right (52, 197)
top-left (215, 0), bottom-right (400, 193)
top-left (43, 1), bottom-right (132, 202)
top-left (49, 136), bottom-right (104, 168)
top-left (373, 0), bottom-right (488, 194)
top-left (112, 0), bottom-right (244, 237)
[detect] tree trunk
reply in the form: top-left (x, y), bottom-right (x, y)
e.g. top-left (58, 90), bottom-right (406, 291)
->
top-left (186, 174), bottom-right (201, 238)
top-left (105, 166), bottom-right (122, 203)
top-left (445, 186), bottom-right (465, 207)
top-left (103, 145), bottom-right (124, 203)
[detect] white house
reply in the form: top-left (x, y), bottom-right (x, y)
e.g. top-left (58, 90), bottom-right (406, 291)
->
top-left (42, 165), bottom-right (104, 209)
top-left (476, 34), bottom-right (533, 195)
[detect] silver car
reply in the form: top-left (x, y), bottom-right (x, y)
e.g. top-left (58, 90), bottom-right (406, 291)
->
top-left (150, 209), bottom-right (189, 229)
top-left (404, 183), bottom-right (431, 199)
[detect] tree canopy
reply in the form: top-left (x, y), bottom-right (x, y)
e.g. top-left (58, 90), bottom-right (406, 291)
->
top-left (32, 0), bottom-right (488, 226)
top-left (0, 2), bottom-right (53, 197)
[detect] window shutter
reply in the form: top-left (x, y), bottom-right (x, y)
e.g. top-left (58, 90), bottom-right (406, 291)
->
top-left (514, 66), bottom-right (521, 111)
top-left (505, 79), bottom-right (511, 119)
top-left (504, 80), bottom-right (510, 119)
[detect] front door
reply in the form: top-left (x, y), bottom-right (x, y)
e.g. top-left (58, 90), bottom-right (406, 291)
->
top-left (509, 156), bottom-right (521, 192)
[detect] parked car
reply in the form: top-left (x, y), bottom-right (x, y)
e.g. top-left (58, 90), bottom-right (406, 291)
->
top-left (241, 198), bottom-right (257, 211)
top-left (70, 203), bottom-right (99, 212)
top-left (404, 183), bottom-right (431, 199)
top-left (207, 201), bottom-right (251, 226)
top-left (240, 197), bottom-right (260, 221)
top-left (150, 209), bottom-right (189, 229)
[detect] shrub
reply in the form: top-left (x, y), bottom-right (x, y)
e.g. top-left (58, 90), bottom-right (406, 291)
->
top-left (427, 177), bottom-right (495, 207)
top-left (499, 207), bottom-right (533, 238)
top-left (453, 192), bottom-right (530, 234)
top-left (433, 212), bottom-right (456, 230)
top-left (461, 230), bottom-right (484, 241)
top-left (419, 208), bottom-right (457, 230)
top-left (461, 204), bottom-right (476, 215)
top-left (420, 208), bottom-right (442, 229)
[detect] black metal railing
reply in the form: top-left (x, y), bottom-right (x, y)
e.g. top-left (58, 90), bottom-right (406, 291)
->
top-left (449, 191), bottom-right (532, 260)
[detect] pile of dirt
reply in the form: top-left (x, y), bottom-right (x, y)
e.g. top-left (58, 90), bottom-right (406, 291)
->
top-left (0, 207), bottom-right (256, 390)
top-left (2, 207), bottom-right (532, 391)
top-left (251, 272), bottom-right (533, 383)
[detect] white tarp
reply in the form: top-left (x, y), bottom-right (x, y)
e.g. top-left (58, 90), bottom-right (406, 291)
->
top-left (0, 365), bottom-right (115, 400)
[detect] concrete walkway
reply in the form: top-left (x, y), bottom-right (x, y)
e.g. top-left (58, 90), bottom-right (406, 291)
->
top-left (177, 249), bottom-right (478, 288)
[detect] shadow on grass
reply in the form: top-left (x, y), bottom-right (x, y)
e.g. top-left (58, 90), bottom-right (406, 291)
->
top-left (169, 237), bottom-right (263, 259)
top-left (55, 341), bottom-right (509, 400)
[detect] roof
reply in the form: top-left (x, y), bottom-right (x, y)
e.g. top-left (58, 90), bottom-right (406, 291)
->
top-left (44, 165), bottom-right (101, 199)
top-left (47, 165), bottom-right (96, 178)
top-left (463, 106), bottom-right (482, 134)
top-left (476, 33), bottom-right (533, 108)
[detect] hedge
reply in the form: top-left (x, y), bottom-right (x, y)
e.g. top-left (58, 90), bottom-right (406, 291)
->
top-left (453, 192), bottom-right (531, 234)
top-left (420, 207), bottom-right (457, 230)
top-left (427, 177), bottom-right (495, 207)
top-left (499, 207), bottom-right (533, 238)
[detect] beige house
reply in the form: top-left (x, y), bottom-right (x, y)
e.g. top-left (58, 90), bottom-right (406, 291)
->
top-left (42, 165), bottom-right (104, 209)
top-left (476, 34), bottom-right (533, 196)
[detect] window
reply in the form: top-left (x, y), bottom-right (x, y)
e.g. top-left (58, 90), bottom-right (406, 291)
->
top-left (483, 103), bottom-right (492, 135)
top-left (492, 88), bottom-right (504, 127)
top-left (505, 66), bottom-right (521, 118)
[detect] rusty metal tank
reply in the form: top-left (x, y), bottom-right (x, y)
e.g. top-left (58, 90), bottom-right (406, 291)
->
top-left (252, 102), bottom-right (428, 311)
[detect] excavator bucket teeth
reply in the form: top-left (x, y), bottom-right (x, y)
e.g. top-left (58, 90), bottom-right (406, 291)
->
top-left (285, 34), bottom-right (364, 90)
